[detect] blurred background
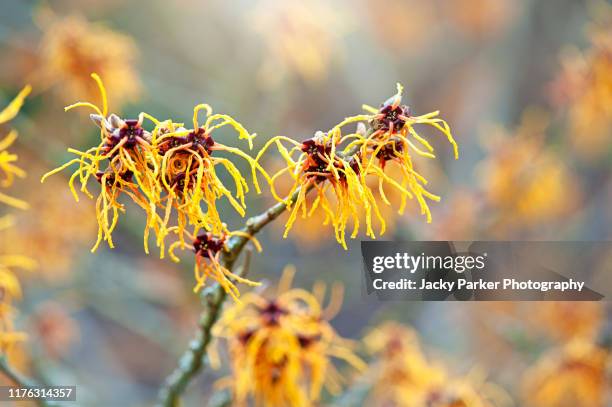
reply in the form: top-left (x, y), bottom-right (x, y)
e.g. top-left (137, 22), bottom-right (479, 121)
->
top-left (0, 0), bottom-right (610, 405)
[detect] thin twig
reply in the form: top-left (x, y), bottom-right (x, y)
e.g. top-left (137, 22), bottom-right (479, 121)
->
top-left (156, 136), bottom-right (367, 407)
top-left (0, 355), bottom-right (55, 407)
top-left (156, 249), bottom-right (254, 407)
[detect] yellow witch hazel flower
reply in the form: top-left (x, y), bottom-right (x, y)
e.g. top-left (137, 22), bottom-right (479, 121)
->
top-left (0, 85), bottom-right (35, 351)
top-left (212, 266), bottom-right (365, 406)
top-left (357, 83), bottom-right (457, 226)
top-left (360, 83), bottom-right (458, 159)
top-left (42, 74), bottom-right (161, 252)
top-left (257, 129), bottom-right (383, 250)
top-left (0, 85), bottom-right (31, 212)
top-left (258, 83), bottom-right (458, 249)
top-left (364, 323), bottom-right (507, 407)
top-left (0, 255), bottom-right (35, 351)
top-left (530, 302), bottom-right (604, 344)
top-left (149, 103), bottom-right (267, 250)
top-left (167, 226), bottom-right (262, 300)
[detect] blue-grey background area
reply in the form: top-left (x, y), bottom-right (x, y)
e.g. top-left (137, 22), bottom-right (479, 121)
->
top-left (362, 241), bottom-right (610, 301)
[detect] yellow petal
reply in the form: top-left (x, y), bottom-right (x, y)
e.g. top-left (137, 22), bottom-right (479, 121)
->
top-left (0, 85), bottom-right (31, 124)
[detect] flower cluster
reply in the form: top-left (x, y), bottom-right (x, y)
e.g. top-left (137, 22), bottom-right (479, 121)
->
top-left (363, 322), bottom-right (505, 407)
top-left (43, 78), bottom-right (457, 297)
top-left (258, 83), bottom-right (458, 248)
top-left (0, 85), bottom-right (34, 352)
top-left (42, 74), bottom-right (264, 296)
top-left (212, 266), bottom-right (365, 406)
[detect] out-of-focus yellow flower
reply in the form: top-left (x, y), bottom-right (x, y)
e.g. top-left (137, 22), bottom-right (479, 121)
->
top-left (0, 85), bottom-right (33, 353)
top-left (477, 110), bottom-right (580, 235)
top-left (257, 83), bottom-right (457, 248)
top-left (249, 0), bottom-right (348, 87)
top-left (0, 86), bottom-right (31, 212)
top-left (0, 255), bottom-right (34, 351)
top-left (212, 266), bottom-right (365, 406)
top-left (1, 172), bottom-right (94, 281)
top-left (522, 340), bottom-right (610, 407)
top-left (550, 3), bottom-right (612, 159)
top-left (36, 10), bottom-right (140, 106)
top-left (529, 302), bottom-right (604, 344)
top-left (364, 323), bottom-right (506, 407)
top-left (363, 322), bottom-right (434, 405)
